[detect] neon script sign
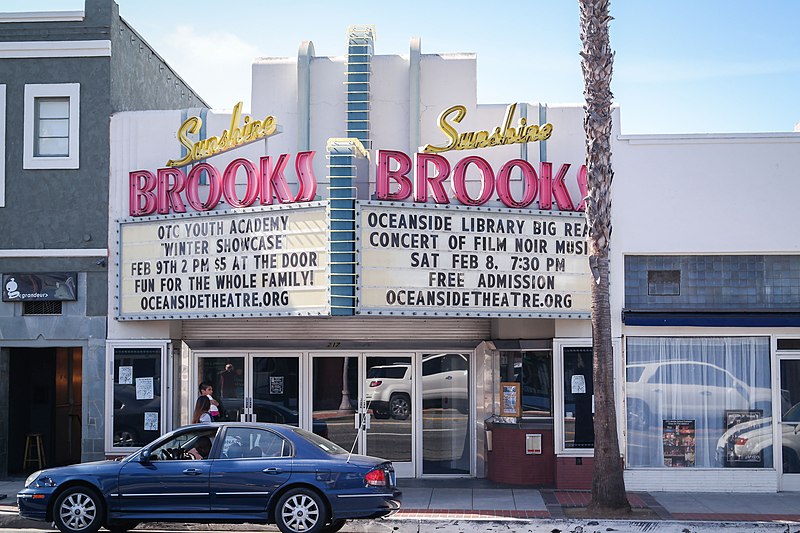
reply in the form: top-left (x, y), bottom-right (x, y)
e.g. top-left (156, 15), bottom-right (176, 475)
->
top-left (422, 103), bottom-right (553, 154)
top-left (376, 151), bottom-right (587, 211)
top-left (166, 102), bottom-right (278, 168)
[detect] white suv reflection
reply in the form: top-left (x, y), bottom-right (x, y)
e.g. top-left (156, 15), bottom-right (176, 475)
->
top-left (365, 353), bottom-right (469, 420)
top-left (626, 361), bottom-right (773, 431)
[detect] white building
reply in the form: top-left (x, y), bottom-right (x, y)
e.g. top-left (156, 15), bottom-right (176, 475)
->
top-left (107, 27), bottom-right (800, 490)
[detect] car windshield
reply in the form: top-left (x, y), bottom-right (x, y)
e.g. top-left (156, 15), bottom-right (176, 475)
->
top-left (293, 427), bottom-right (348, 455)
top-left (368, 366), bottom-right (407, 379)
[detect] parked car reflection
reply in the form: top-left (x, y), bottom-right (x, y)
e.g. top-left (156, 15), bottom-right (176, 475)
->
top-left (626, 361), bottom-right (775, 431)
top-left (715, 402), bottom-right (800, 472)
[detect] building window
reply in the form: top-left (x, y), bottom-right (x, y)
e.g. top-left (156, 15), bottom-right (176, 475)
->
top-left (562, 346), bottom-right (594, 449)
top-left (35, 97), bottom-right (70, 156)
top-left (626, 336), bottom-right (772, 469)
top-left (647, 270), bottom-right (680, 296)
top-left (106, 343), bottom-right (168, 452)
top-left (499, 350), bottom-right (553, 417)
top-left (24, 83), bottom-right (80, 169)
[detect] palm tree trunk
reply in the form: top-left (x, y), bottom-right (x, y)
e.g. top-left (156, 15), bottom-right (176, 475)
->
top-left (579, 0), bottom-right (630, 513)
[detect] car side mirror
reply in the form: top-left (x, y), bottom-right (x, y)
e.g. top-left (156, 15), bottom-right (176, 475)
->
top-left (139, 449), bottom-right (152, 463)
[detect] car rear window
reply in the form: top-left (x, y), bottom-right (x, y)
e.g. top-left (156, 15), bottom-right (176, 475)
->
top-left (368, 366), bottom-right (407, 379)
top-left (293, 427), bottom-right (348, 455)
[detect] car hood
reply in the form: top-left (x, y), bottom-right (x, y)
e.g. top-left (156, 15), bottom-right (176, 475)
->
top-left (40, 460), bottom-right (122, 479)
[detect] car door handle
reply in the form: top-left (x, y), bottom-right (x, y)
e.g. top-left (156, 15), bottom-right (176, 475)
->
top-left (445, 376), bottom-right (453, 380)
top-left (263, 467), bottom-right (283, 475)
top-left (182, 468), bottom-right (203, 476)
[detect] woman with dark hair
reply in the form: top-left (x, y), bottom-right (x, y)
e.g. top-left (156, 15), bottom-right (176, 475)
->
top-left (192, 395), bottom-right (212, 423)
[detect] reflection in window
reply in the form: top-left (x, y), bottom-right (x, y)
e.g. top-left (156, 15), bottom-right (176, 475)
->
top-left (113, 348), bottom-right (161, 448)
top-left (563, 347), bottom-right (594, 448)
top-left (626, 337), bottom-right (772, 469)
top-left (499, 351), bottom-right (553, 417)
top-left (198, 357), bottom-right (245, 422)
top-left (221, 427), bottom-right (289, 459)
top-left (422, 353), bottom-right (470, 474)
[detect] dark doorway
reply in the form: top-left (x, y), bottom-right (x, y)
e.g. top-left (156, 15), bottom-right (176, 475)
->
top-left (8, 347), bottom-right (82, 474)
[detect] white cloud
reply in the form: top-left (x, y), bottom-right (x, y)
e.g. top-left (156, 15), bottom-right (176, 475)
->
top-left (160, 25), bottom-right (261, 111)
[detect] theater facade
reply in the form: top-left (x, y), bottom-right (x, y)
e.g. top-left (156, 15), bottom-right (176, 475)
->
top-left (106, 27), bottom-right (800, 490)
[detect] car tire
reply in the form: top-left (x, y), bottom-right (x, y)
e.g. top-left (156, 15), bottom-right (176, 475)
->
top-left (52, 486), bottom-right (104, 533)
top-left (372, 409), bottom-right (390, 420)
top-left (321, 519), bottom-right (347, 533)
top-left (275, 488), bottom-right (328, 533)
top-left (106, 520), bottom-right (139, 533)
top-left (390, 393), bottom-right (411, 420)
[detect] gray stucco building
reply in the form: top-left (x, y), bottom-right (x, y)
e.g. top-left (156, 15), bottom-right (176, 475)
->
top-left (0, 0), bottom-right (207, 478)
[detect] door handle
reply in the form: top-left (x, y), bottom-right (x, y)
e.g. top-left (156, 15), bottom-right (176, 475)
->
top-left (263, 467), bottom-right (283, 475)
top-left (182, 468), bottom-right (202, 475)
top-left (445, 375), bottom-right (453, 380)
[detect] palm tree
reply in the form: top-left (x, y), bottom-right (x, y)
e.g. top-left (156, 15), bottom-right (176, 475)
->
top-left (578, 0), bottom-right (631, 513)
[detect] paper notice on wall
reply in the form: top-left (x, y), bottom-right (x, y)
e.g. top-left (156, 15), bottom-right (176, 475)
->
top-left (144, 412), bottom-right (158, 431)
top-left (136, 377), bottom-right (154, 400)
top-left (119, 366), bottom-right (133, 384)
top-left (571, 375), bottom-right (586, 394)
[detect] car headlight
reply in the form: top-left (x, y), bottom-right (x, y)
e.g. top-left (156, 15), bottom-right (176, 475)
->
top-left (24, 471), bottom-right (56, 489)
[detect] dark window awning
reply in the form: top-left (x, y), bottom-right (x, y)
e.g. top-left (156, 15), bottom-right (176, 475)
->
top-left (622, 309), bottom-right (800, 328)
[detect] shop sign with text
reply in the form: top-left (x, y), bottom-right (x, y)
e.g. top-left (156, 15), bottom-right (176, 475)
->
top-left (118, 203), bottom-right (329, 319)
top-left (357, 203), bottom-right (591, 317)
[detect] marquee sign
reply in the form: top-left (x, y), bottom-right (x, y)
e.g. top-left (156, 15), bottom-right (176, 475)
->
top-left (118, 203), bottom-right (329, 320)
top-left (357, 202), bottom-right (591, 317)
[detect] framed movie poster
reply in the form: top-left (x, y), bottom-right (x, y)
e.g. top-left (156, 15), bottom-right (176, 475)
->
top-left (500, 382), bottom-right (521, 417)
top-left (662, 419), bottom-right (696, 467)
top-left (723, 409), bottom-right (764, 466)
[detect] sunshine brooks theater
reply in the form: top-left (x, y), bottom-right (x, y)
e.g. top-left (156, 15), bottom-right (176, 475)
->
top-left (104, 27), bottom-right (800, 491)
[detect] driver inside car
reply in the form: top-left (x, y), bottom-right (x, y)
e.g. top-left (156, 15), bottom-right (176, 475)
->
top-left (187, 436), bottom-right (212, 460)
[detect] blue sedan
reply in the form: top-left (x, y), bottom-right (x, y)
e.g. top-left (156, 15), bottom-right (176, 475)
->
top-left (18, 422), bottom-right (401, 533)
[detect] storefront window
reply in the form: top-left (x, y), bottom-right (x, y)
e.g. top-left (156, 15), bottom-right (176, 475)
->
top-left (499, 351), bottom-right (553, 417)
top-left (626, 336), bottom-right (772, 469)
top-left (563, 347), bottom-right (594, 449)
top-left (112, 347), bottom-right (162, 449)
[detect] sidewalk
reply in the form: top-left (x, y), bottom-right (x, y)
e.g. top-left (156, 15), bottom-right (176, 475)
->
top-left (2, 476), bottom-right (800, 527)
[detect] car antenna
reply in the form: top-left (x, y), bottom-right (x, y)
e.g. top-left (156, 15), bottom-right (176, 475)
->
top-left (347, 398), bottom-right (369, 463)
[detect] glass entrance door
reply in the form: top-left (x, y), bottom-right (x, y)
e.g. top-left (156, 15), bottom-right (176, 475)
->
top-left (196, 354), bottom-right (302, 430)
top-left (421, 352), bottom-right (471, 475)
top-left (310, 353), bottom-right (415, 476)
top-left (779, 357), bottom-right (800, 490)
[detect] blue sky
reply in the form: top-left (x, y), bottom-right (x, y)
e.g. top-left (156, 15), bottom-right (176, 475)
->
top-left (6, 0), bottom-right (800, 134)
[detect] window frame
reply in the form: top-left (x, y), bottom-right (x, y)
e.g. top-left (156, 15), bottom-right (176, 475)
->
top-left (553, 337), bottom-right (623, 456)
top-left (24, 83), bottom-right (80, 169)
top-left (105, 340), bottom-right (171, 454)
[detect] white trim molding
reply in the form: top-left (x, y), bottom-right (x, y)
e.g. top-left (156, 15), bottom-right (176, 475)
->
top-left (0, 40), bottom-right (109, 58)
top-left (0, 11), bottom-right (85, 23)
top-left (0, 84), bottom-right (6, 207)
top-left (24, 83), bottom-right (80, 169)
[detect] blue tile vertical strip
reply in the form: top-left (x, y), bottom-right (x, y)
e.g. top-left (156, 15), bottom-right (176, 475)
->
top-left (346, 26), bottom-right (375, 151)
top-left (327, 139), bottom-right (368, 315)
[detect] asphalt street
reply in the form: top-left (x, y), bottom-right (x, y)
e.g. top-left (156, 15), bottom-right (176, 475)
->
top-left (1, 511), bottom-right (797, 533)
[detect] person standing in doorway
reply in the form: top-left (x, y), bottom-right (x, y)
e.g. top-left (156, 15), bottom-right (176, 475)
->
top-left (218, 363), bottom-right (236, 399)
top-left (199, 382), bottom-right (220, 419)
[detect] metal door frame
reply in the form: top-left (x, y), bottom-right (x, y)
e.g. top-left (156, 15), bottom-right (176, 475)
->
top-left (778, 351), bottom-right (800, 491)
